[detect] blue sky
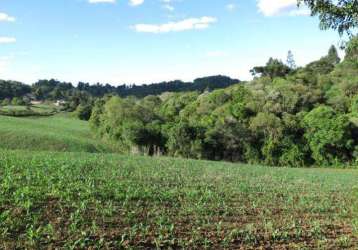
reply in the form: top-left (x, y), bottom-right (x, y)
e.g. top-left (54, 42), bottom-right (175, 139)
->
top-left (0, 0), bottom-right (343, 85)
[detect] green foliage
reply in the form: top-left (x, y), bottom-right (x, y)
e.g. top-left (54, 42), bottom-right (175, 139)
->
top-left (250, 58), bottom-right (292, 79)
top-left (90, 41), bottom-right (358, 167)
top-left (0, 80), bottom-right (31, 100)
top-left (1, 98), bottom-right (11, 106)
top-left (345, 36), bottom-right (358, 61)
top-left (75, 104), bottom-right (93, 121)
top-left (327, 45), bottom-right (341, 64)
top-left (11, 97), bottom-right (25, 106)
top-left (302, 106), bottom-right (353, 165)
top-left (0, 103), bottom-right (58, 117)
top-left (93, 96), bottom-right (165, 155)
top-left (299, 0), bottom-right (358, 35)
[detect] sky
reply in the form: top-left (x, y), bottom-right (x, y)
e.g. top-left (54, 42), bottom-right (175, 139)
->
top-left (0, 0), bottom-right (344, 85)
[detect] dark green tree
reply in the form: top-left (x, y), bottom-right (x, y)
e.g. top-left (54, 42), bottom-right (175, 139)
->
top-left (250, 58), bottom-right (292, 79)
top-left (302, 106), bottom-right (353, 165)
top-left (327, 45), bottom-right (341, 64)
top-left (75, 104), bottom-right (93, 121)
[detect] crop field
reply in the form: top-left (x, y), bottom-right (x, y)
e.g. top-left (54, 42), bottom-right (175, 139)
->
top-left (1, 148), bottom-right (358, 249)
top-left (0, 115), bottom-right (358, 249)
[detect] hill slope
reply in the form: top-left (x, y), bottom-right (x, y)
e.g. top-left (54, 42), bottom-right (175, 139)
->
top-left (0, 114), bottom-right (114, 152)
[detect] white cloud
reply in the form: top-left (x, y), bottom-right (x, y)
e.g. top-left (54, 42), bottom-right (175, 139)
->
top-left (163, 4), bottom-right (174, 11)
top-left (0, 37), bottom-right (16, 44)
top-left (0, 13), bottom-right (15, 22)
top-left (129, 0), bottom-right (144, 6)
top-left (226, 4), bottom-right (236, 11)
top-left (88, 0), bottom-right (115, 3)
top-left (88, 0), bottom-right (144, 6)
top-left (257, 0), bottom-right (310, 16)
top-left (133, 16), bottom-right (217, 33)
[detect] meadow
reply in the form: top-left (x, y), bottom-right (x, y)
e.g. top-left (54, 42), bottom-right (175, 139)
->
top-left (0, 115), bottom-right (358, 249)
top-left (0, 115), bottom-right (114, 153)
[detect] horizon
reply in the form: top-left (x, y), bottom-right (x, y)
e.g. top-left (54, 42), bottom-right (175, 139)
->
top-left (12, 74), bottom-right (241, 87)
top-left (0, 0), bottom-right (346, 85)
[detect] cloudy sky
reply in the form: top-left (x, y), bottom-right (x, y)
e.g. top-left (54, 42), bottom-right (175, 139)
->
top-left (0, 0), bottom-right (342, 85)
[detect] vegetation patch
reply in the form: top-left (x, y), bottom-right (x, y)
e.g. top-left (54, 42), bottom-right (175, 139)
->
top-left (90, 37), bottom-right (358, 168)
top-left (0, 104), bottom-right (59, 117)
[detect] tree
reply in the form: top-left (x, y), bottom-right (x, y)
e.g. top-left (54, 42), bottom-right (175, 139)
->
top-left (75, 104), bottom-right (93, 121)
top-left (298, 0), bottom-right (358, 36)
top-left (249, 112), bottom-right (284, 165)
top-left (302, 106), bottom-right (353, 165)
top-left (166, 121), bottom-right (204, 159)
top-left (250, 58), bottom-right (292, 79)
top-left (345, 36), bottom-right (358, 61)
top-left (286, 50), bottom-right (297, 69)
top-left (305, 45), bottom-right (341, 74)
top-left (327, 45), bottom-right (341, 64)
top-left (92, 96), bottom-right (166, 155)
top-left (89, 44), bottom-right (358, 167)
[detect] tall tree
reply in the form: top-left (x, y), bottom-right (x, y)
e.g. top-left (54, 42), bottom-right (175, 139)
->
top-left (286, 50), bottom-right (297, 69)
top-left (298, 0), bottom-right (358, 36)
top-left (327, 45), bottom-right (341, 64)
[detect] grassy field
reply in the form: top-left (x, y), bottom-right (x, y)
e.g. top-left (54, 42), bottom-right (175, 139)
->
top-left (0, 115), bottom-right (358, 249)
top-left (0, 115), bottom-right (114, 153)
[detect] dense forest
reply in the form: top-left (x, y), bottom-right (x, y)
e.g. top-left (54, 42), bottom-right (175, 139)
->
top-left (88, 0), bottom-right (358, 167)
top-left (90, 36), bottom-right (358, 167)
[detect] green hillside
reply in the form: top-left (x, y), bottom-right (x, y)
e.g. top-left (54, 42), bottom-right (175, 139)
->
top-left (0, 115), bottom-right (114, 153)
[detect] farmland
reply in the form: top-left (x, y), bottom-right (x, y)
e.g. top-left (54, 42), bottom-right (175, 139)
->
top-left (0, 115), bottom-right (358, 249)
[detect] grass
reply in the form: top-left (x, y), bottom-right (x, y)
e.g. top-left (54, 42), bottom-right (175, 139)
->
top-left (0, 115), bottom-right (358, 248)
top-left (0, 115), bottom-right (114, 153)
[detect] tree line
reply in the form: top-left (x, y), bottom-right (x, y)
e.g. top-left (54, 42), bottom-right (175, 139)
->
top-left (90, 37), bottom-right (358, 167)
top-left (0, 75), bottom-right (239, 102)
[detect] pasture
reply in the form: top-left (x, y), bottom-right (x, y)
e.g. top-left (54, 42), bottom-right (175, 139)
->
top-left (0, 115), bottom-right (114, 153)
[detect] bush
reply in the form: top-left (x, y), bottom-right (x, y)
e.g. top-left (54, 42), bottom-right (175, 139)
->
top-left (75, 104), bottom-right (93, 121)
